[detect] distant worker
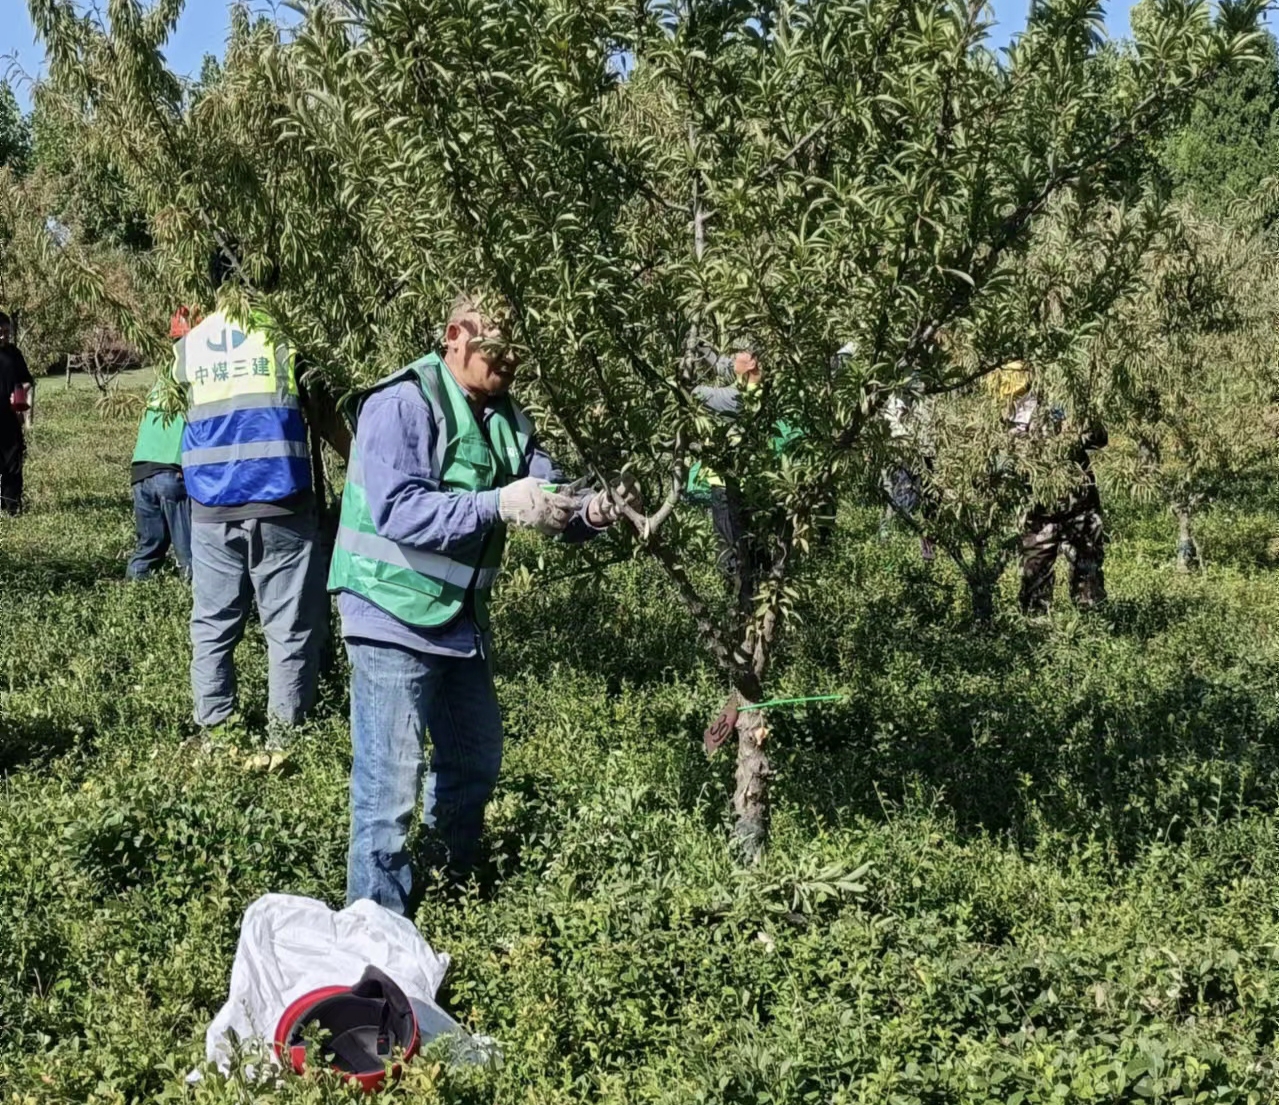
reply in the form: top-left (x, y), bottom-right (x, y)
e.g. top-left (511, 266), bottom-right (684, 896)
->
top-left (996, 361), bottom-right (1107, 614)
top-left (0, 311), bottom-right (34, 516)
top-left (690, 339), bottom-right (799, 588)
top-left (126, 309), bottom-right (196, 581)
top-left (329, 294), bottom-right (638, 915)
top-left (127, 380), bottom-right (192, 581)
top-left (175, 251), bottom-right (326, 753)
top-left (879, 386), bottom-right (936, 562)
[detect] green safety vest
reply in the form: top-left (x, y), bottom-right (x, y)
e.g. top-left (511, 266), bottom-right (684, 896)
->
top-left (327, 353), bottom-right (535, 631)
top-left (131, 382), bottom-right (187, 467)
top-left (687, 418), bottom-right (801, 495)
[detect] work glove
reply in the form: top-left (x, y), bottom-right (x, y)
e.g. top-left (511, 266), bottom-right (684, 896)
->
top-left (499, 476), bottom-right (576, 536)
top-left (586, 474), bottom-right (645, 528)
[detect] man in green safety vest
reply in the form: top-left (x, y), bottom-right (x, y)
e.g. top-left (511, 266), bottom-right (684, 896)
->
top-left (127, 307), bottom-right (195, 581)
top-left (329, 293), bottom-right (639, 915)
top-left (688, 341), bottom-right (800, 591)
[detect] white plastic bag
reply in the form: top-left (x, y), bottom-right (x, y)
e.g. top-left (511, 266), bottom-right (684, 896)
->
top-left (200, 893), bottom-right (459, 1077)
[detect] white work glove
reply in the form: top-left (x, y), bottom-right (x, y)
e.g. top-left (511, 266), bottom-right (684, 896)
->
top-left (586, 474), bottom-right (644, 528)
top-left (498, 476), bottom-right (576, 536)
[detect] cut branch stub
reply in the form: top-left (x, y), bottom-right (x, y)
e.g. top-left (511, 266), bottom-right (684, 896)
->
top-left (703, 693), bottom-right (739, 756)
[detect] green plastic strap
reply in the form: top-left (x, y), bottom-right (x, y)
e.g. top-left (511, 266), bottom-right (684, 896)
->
top-left (741, 694), bottom-right (846, 712)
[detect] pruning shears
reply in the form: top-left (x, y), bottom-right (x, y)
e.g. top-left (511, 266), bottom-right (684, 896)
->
top-left (540, 474), bottom-right (595, 496)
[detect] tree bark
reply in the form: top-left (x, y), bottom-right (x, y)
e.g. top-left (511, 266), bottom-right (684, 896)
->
top-left (969, 572), bottom-right (995, 623)
top-left (731, 705), bottom-right (770, 864)
top-left (299, 376), bottom-right (352, 462)
top-left (1174, 504), bottom-right (1199, 572)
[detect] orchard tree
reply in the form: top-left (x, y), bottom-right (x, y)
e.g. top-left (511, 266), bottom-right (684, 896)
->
top-left (30, 0), bottom-right (1272, 857)
top-left (0, 82), bottom-right (31, 174)
top-left (1162, 23), bottom-right (1279, 214)
top-left (1093, 211), bottom-right (1279, 568)
top-left (0, 166), bottom-right (165, 375)
top-left (874, 195), bottom-right (1166, 621)
top-left (28, 84), bottom-right (152, 250)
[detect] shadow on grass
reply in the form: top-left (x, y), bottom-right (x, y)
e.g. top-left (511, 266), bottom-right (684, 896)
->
top-left (45, 492), bottom-right (131, 515)
top-left (1100, 592), bottom-right (1200, 639)
top-left (0, 546), bottom-right (123, 593)
top-left (768, 566), bottom-right (1279, 858)
top-left (0, 714), bottom-right (84, 774)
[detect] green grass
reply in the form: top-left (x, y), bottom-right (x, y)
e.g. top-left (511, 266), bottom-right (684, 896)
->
top-left (3, 388), bottom-right (1279, 1103)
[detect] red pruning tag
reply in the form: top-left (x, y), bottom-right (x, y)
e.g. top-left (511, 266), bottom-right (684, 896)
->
top-left (703, 696), bottom-right (739, 756)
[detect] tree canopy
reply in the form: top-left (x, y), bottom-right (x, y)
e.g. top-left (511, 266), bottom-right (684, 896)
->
top-left (20, 0), bottom-right (1278, 851)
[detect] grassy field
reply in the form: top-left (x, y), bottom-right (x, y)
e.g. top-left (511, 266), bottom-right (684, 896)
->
top-left (4, 386), bottom-right (1279, 1103)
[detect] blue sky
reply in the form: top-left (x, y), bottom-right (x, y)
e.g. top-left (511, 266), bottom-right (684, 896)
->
top-left (2, 0), bottom-right (1138, 111)
top-left (1, 0), bottom-right (298, 108)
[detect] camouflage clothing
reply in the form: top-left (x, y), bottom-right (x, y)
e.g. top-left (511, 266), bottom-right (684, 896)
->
top-left (1019, 483), bottom-right (1106, 614)
top-left (883, 466), bottom-right (922, 516)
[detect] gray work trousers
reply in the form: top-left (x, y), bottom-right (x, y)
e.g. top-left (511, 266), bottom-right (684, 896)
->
top-left (190, 514), bottom-right (326, 728)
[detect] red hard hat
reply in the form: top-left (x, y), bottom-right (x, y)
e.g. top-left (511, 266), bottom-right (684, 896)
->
top-left (273, 966), bottom-right (420, 1093)
top-left (169, 307), bottom-right (193, 339)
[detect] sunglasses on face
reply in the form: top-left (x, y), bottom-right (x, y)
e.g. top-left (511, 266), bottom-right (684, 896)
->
top-left (470, 333), bottom-right (525, 366)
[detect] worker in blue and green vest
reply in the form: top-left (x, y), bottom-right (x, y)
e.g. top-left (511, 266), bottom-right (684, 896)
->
top-left (689, 340), bottom-right (801, 587)
top-left (126, 377), bottom-right (191, 581)
top-left (329, 293), bottom-right (640, 915)
top-left (174, 250), bottom-right (326, 753)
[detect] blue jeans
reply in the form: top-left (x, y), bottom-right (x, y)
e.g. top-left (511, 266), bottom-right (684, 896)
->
top-left (190, 514), bottom-right (326, 728)
top-left (345, 637), bottom-right (503, 915)
top-left (127, 471), bottom-right (192, 580)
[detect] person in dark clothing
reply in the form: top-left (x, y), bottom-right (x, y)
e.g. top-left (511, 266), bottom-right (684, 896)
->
top-left (995, 362), bottom-right (1108, 613)
top-left (1019, 421), bottom-right (1108, 614)
top-left (0, 312), bottom-right (34, 516)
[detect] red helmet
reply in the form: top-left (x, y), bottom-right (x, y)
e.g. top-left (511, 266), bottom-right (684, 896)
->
top-left (169, 306), bottom-right (199, 339)
top-left (273, 966), bottom-right (420, 1093)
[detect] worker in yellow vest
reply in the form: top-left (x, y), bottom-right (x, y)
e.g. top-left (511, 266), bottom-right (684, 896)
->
top-left (174, 251), bottom-right (326, 754)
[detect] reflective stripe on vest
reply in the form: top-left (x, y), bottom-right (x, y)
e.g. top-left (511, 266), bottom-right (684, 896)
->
top-left (183, 439), bottom-right (309, 466)
top-left (336, 528), bottom-right (501, 590)
top-left (327, 353), bottom-right (534, 630)
top-left (177, 310), bottom-right (310, 507)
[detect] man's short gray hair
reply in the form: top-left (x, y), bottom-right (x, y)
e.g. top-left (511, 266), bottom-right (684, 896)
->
top-left (448, 292), bottom-right (482, 324)
top-left (448, 291), bottom-right (510, 327)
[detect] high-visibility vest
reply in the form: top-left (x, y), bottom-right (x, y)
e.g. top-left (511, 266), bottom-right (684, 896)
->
top-left (175, 309), bottom-right (310, 507)
top-left (131, 382), bottom-right (186, 467)
top-left (688, 379), bottom-right (799, 493)
top-left (327, 353), bottom-right (535, 631)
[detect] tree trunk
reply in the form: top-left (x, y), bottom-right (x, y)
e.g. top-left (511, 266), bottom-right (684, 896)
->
top-left (731, 705), bottom-right (770, 864)
top-left (1174, 504), bottom-right (1198, 572)
top-left (969, 573), bottom-right (995, 623)
top-left (299, 375), bottom-right (352, 462)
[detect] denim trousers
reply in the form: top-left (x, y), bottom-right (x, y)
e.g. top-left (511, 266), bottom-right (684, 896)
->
top-left (190, 514), bottom-right (326, 728)
top-left (344, 637), bottom-right (503, 915)
top-left (127, 471), bottom-right (192, 580)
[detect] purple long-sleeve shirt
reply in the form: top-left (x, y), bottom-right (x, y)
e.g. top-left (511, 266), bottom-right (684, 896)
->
top-left (337, 379), bottom-right (600, 656)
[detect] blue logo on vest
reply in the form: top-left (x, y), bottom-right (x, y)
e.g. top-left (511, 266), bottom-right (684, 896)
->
top-left (206, 327), bottom-right (249, 353)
